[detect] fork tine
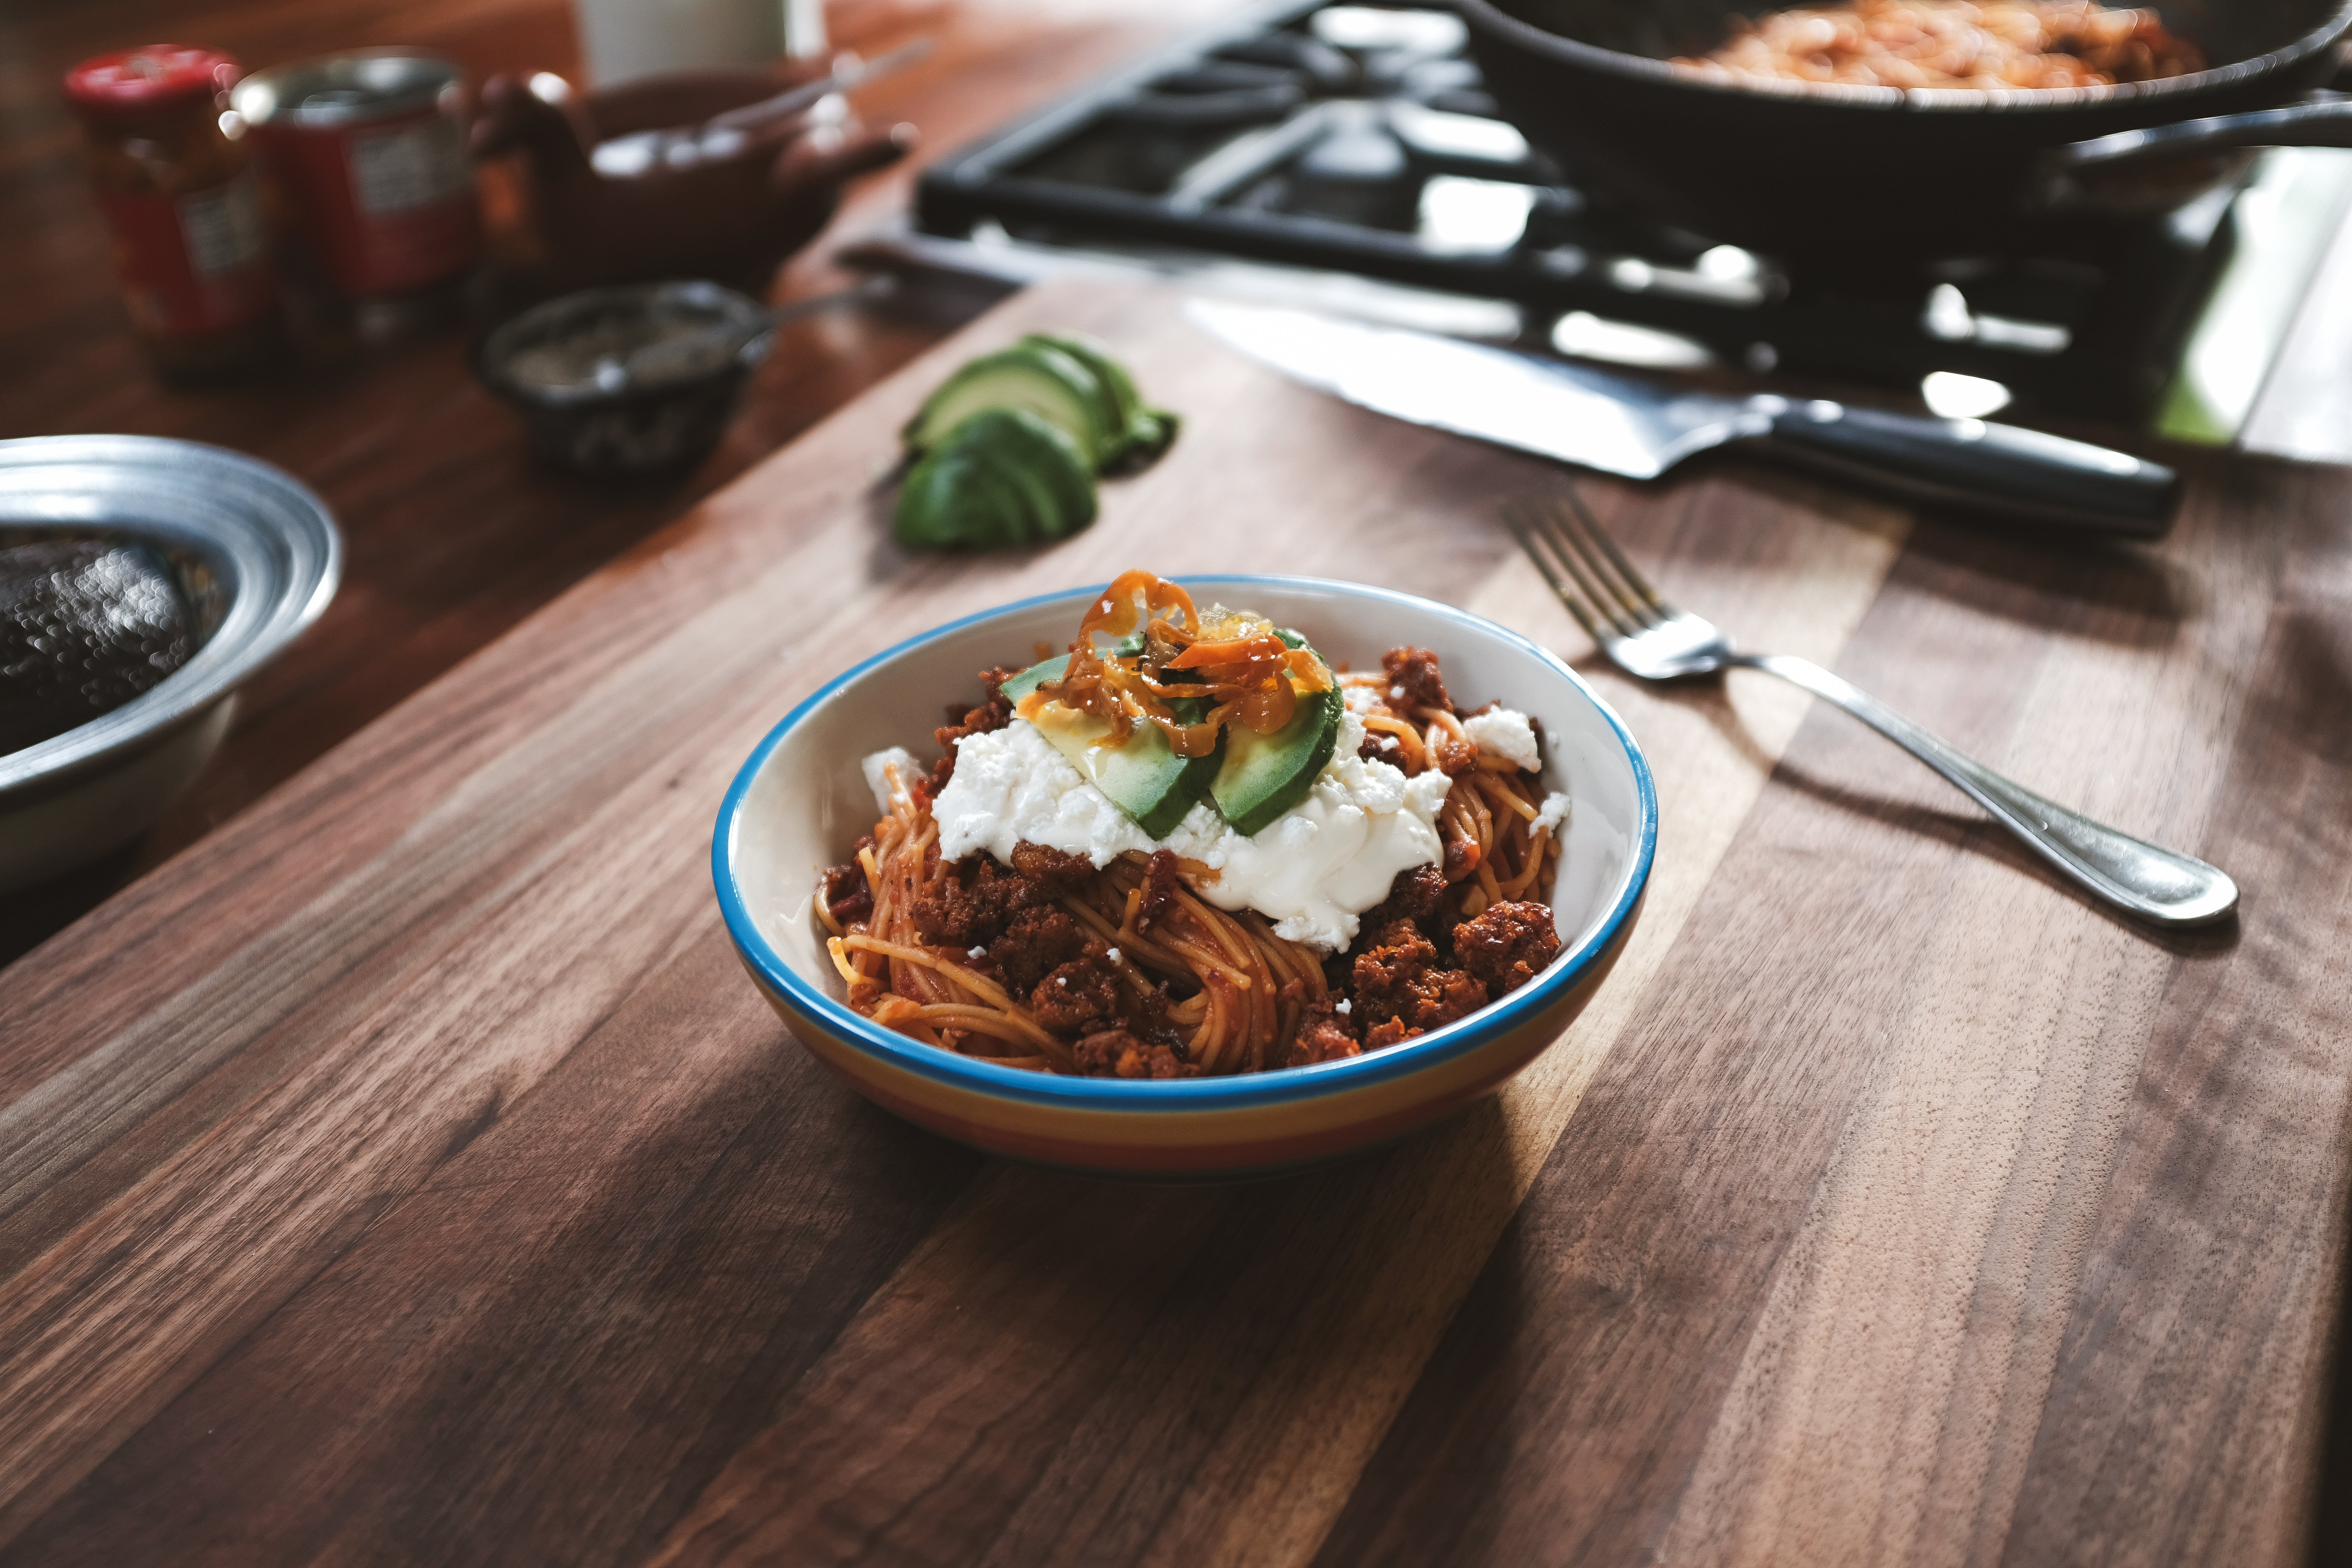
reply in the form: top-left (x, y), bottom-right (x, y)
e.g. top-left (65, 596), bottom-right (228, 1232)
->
top-left (1506, 495), bottom-right (1644, 646)
top-left (1555, 485), bottom-right (1667, 619)
top-left (1543, 488), bottom-right (1665, 630)
top-left (1504, 501), bottom-right (1610, 649)
top-left (1515, 491), bottom-right (1651, 639)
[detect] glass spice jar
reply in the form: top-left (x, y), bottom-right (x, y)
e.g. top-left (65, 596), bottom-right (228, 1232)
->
top-left (63, 46), bottom-right (280, 380)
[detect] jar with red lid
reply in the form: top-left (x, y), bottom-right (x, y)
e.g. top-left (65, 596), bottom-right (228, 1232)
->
top-left (63, 45), bottom-right (280, 379)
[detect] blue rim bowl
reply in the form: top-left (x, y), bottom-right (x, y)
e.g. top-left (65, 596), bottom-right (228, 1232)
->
top-left (713, 575), bottom-right (1657, 1178)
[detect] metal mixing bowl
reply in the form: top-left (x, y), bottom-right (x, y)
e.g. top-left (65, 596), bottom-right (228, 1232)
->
top-left (0, 435), bottom-right (341, 892)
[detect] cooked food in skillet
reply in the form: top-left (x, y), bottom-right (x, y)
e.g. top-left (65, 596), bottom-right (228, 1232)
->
top-left (1674, 0), bottom-right (2205, 89)
top-left (815, 570), bottom-right (1572, 1078)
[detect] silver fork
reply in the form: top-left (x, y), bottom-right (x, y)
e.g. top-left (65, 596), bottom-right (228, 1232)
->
top-left (1506, 488), bottom-right (2238, 928)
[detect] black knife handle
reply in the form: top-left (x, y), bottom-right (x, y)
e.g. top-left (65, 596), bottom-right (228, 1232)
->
top-left (1755, 400), bottom-right (2180, 538)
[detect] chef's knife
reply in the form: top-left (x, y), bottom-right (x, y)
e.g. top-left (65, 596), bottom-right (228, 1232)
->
top-left (1186, 299), bottom-right (2178, 537)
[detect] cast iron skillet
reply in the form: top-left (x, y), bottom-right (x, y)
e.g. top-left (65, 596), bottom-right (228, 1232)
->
top-left (1459, 0), bottom-right (2352, 265)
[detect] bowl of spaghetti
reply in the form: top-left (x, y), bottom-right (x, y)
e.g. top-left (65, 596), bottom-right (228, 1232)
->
top-left (713, 573), bottom-right (1656, 1178)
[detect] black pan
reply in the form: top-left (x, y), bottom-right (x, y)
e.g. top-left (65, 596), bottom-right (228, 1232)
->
top-left (1459, 0), bottom-right (2352, 265)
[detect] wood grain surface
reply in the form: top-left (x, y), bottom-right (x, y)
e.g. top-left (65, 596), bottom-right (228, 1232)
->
top-left (0, 0), bottom-right (1233, 964)
top-left (3, 271), bottom-right (2348, 1566)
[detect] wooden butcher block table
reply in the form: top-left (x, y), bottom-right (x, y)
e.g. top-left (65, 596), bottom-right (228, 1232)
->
top-left (4, 275), bottom-right (2350, 1567)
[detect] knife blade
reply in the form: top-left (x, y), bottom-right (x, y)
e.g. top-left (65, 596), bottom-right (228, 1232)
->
top-left (1186, 298), bottom-right (2178, 538)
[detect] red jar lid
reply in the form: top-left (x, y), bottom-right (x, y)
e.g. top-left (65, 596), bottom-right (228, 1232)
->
top-left (63, 47), bottom-right (239, 119)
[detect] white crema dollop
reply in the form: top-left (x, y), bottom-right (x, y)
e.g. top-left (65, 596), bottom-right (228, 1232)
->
top-left (916, 710), bottom-right (1455, 952)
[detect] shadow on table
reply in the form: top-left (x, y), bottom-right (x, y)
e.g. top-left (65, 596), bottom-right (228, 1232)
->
top-left (1590, 657), bottom-right (2241, 956)
top-left (1679, 456), bottom-right (2200, 653)
top-left (0, 838), bottom-right (146, 972)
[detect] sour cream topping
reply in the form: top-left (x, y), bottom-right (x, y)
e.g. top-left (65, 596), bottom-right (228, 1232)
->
top-left (919, 710), bottom-right (1454, 952)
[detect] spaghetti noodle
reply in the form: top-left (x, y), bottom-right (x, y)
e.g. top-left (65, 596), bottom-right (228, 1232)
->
top-left (817, 628), bottom-right (1568, 1078)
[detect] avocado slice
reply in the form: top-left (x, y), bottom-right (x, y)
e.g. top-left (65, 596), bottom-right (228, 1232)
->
top-left (1002, 655), bottom-right (1221, 839)
top-left (902, 343), bottom-right (1118, 468)
top-left (1210, 648), bottom-right (1343, 837)
top-left (1018, 332), bottom-right (1178, 471)
top-left (998, 655), bottom-right (1063, 705)
top-left (891, 408), bottom-right (1097, 551)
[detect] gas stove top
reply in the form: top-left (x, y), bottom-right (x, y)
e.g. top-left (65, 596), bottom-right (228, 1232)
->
top-left (881, 0), bottom-right (2352, 437)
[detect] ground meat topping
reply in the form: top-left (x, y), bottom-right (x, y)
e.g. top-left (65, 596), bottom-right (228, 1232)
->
top-left (1359, 863), bottom-right (1449, 940)
top-left (929, 666), bottom-right (1022, 793)
top-left (1031, 953), bottom-right (1122, 1034)
top-left (1351, 918), bottom-right (1489, 1041)
top-left (910, 858), bottom-right (1047, 949)
top-left (1287, 998), bottom-right (1361, 1068)
top-left (1074, 1027), bottom-right (1198, 1079)
top-left (1381, 646), bottom-right (1452, 717)
top-left (820, 860), bottom-right (872, 927)
top-left (989, 905), bottom-right (1086, 993)
top-left (911, 837), bottom-right (1097, 955)
top-left (1443, 837), bottom-right (1481, 880)
top-left (1452, 901), bottom-right (1562, 996)
top-left (1134, 848), bottom-right (1183, 933)
top-left (1009, 840), bottom-right (1095, 888)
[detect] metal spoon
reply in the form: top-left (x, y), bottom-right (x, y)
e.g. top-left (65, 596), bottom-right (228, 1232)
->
top-left (608, 274), bottom-right (898, 392)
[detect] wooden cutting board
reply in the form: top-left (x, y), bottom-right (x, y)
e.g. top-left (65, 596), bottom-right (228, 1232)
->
top-left (2, 275), bottom-right (2348, 1568)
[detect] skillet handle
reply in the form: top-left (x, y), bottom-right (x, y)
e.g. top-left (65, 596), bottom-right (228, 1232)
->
top-left (1751, 399), bottom-right (2180, 537)
top-left (2052, 95), bottom-right (2352, 176)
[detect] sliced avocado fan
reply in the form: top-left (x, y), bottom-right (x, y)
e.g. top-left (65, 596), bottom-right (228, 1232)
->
top-left (893, 334), bottom-right (1180, 554)
top-left (902, 341), bottom-right (1118, 468)
top-left (1017, 332), bottom-right (1179, 472)
top-left (893, 409), bottom-right (1097, 550)
top-left (1209, 642), bottom-right (1343, 837)
top-left (999, 633), bottom-right (1341, 840)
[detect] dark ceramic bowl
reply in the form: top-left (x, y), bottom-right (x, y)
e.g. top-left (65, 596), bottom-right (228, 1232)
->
top-left (476, 280), bottom-right (771, 477)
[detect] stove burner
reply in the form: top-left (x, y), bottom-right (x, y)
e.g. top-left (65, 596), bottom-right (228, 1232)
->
top-left (915, 0), bottom-right (2243, 423)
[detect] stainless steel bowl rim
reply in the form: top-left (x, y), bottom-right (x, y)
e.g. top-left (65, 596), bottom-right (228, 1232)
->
top-left (0, 435), bottom-right (341, 795)
top-left (1457, 0), bottom-right (2352, 113)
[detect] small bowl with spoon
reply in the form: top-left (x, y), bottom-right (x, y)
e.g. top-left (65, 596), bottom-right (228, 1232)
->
top-left (476, 274), bottom-right (892, 475)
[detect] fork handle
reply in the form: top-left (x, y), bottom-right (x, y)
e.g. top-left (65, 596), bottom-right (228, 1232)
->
top-left (1737, 653), bottom-right (2238, 926)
